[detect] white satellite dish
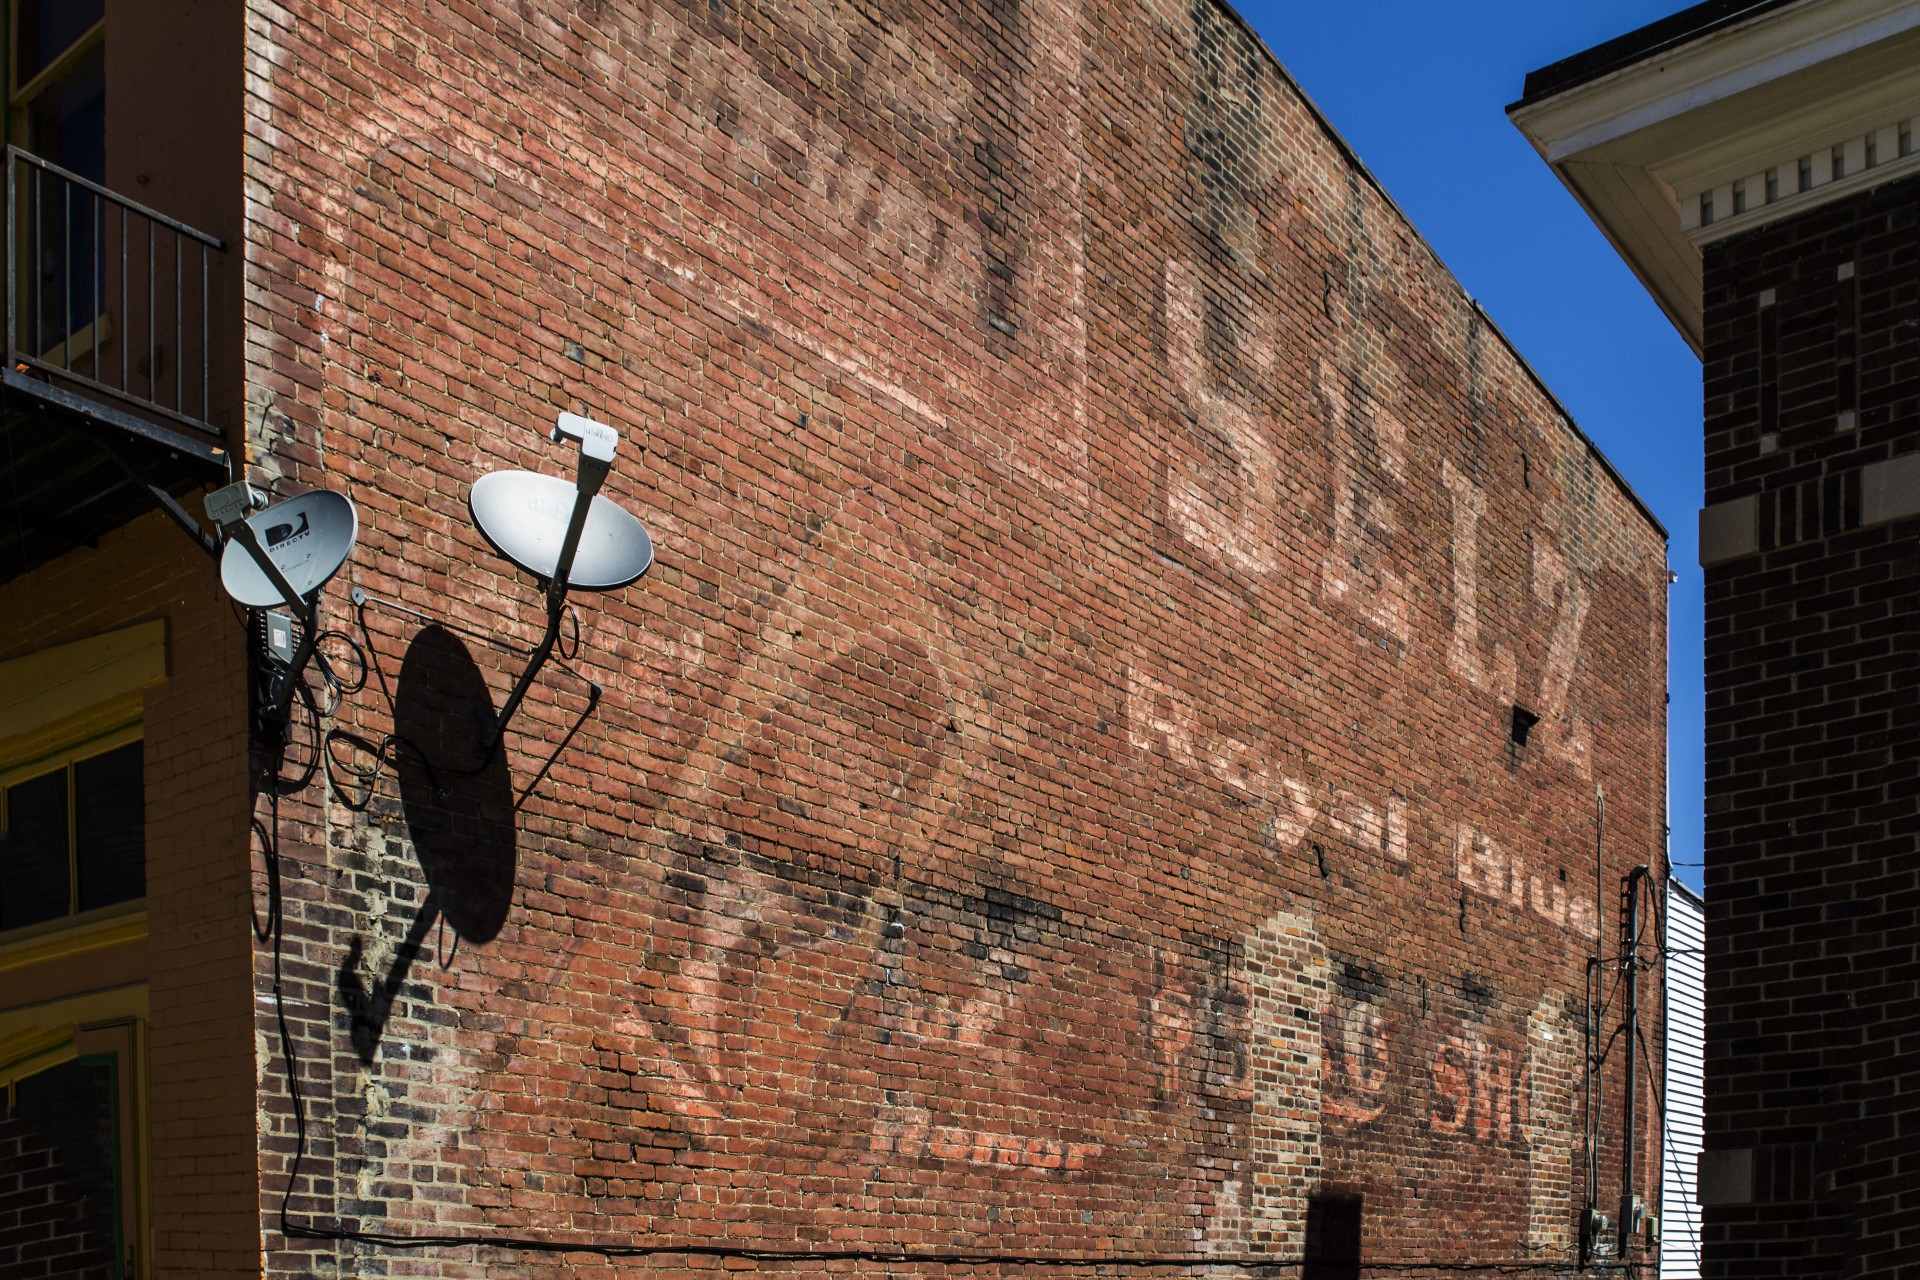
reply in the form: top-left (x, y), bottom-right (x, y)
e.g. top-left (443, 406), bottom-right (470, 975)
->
top-left (469, 470), bottom-right (653, 590)
top-left (219, 489), bottom-right (359, 608)
top-left (467, 410), bottom-right (655, 754)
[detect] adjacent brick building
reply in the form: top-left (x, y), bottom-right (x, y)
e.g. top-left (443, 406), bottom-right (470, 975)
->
top-left (1515, 1), bottom-right (1920, 1275)
top-left (3, 1), bottom-right (1667, 1276)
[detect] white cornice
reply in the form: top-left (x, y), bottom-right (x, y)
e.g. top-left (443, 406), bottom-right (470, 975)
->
top-left (1513, 0), bottom-right (1920, 162)
top-left (1511, 0), bottom-right (1920, 355)
top-left (1680, 114), bottom-right (1920, 244)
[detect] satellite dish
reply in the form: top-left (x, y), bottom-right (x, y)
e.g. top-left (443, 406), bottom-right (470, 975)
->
top-left (219, 489), bottom-right (359, 607)
top-left (469, 470), bottom-right (653, 590)
top-left (202, 482), bottom-right (362, 739)
top-left (463, 411), bottom-right (654, 757)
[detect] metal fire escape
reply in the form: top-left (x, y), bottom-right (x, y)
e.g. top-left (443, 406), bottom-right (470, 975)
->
top-left (1, 145), bottom-right (227, 581)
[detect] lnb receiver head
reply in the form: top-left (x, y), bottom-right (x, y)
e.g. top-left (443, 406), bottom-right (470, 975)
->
top-left (553, 412), bottom-right (617, 465)
top-left (205, 480), bottom-right (268, 530)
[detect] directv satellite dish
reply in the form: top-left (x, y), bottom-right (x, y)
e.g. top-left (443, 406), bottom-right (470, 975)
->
top-left (218, 489), bottom-right (359, 607)
top-left (203, 482), bottom-right (361, 738)
top-left (470, 471), bottom-right (652, 590)
top-left (469, 410), bottom-right (655, 754)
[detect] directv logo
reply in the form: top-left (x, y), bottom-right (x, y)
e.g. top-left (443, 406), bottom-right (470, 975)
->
top-left (266, 512), bottom-right (311, 548)
top-left (216, 488), bottom-right (358, 611)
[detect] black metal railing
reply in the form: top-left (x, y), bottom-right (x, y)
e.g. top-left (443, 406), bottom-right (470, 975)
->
top-left (6, 146), bottom-right (224, 437)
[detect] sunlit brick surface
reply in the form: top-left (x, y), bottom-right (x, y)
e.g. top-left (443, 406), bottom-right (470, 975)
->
top-left (240, 1), bottom-right (1668, 1274)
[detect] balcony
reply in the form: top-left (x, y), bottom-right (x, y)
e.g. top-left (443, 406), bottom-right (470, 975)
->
top-left (1, 146), bottom-right (228, 582)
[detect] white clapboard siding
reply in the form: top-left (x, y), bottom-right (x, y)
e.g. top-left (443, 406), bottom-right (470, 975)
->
top-left (1661, 879), bottom-right (1706, 1279)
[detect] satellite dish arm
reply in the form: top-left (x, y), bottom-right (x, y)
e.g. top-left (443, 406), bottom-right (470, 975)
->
top-left (207, 482), bottom-right (308, 609)
top-left (486, 591), bottom-right (566, 757)
top-left (486, 415), bottom-right (617, 754)
top-left (227, 518), bottom-right (312, 615)
top-left (227, 515), bottom-right (323, 730)
top-left (543, 412), bottom-right (616, 609)
top-left (544, 446), bottom-right (609, 612)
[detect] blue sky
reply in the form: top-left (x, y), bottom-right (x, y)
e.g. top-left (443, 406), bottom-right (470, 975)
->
top-left (1230, 1), bottom-right (1707, 892)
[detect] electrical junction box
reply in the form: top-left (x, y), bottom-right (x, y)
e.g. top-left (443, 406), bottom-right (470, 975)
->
top-left (266, 611), bottom-right (297, 665)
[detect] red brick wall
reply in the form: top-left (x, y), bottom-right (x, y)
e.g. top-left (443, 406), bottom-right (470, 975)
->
top-left (242, 1), bottom-right (1668, 1274)
top-left (1699, 173), bottom-right (1920, 1279)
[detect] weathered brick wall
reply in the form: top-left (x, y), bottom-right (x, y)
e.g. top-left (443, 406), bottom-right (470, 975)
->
top-left (1700, 174), bottom-right (1920, 1279)
top-left (242, 1), bottom-right (1667, 1274)
top-left (0, 515), bottom-right (254, 1278)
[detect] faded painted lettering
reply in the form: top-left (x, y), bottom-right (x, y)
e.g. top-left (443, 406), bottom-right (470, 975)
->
top-left (1321, 996), bottom-right (1390, 1131)
top-left (1164, 259), bottom-right (1284, 575)
top-left (1453, 822), bottom-right (1598, 941)
top-left (1430, 1030), bottom-right (1529, 1142)
top-left (1320, 360), bottom-right (1412, 642)
top-left (870, 1106), bottom-right (1102, 1173)
top-left (1530, 539), bottom-right (1594, 777)
top-left (1441, 460), bottom-right (1517, 702)
top-left (1127, 663), bottom-right (1414, 867)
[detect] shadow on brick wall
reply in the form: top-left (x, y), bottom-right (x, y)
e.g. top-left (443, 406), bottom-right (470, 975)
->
top-left (338, 624), bottom-right (515, 1063)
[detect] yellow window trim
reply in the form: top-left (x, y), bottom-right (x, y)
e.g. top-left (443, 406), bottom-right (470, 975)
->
top-left (0, 990), bottom-right (151, 1278)
top-left (0, 985), bottom-right (147, 1072)
top-left (0, 909), bottom-right (145, 975)
top-left (3, 624), bottom-right (159, 943)
top-left (0, 725), bottom-right (145, 943)
top-left (0, 713), bottom-right (141, 786)
top-left (0, 1020), bottom-right (77, 1087)
top-left (0, 618), bottom-right (164, 772)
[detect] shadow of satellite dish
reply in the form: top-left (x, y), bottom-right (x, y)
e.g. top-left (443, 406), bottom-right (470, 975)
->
top-left (394, 624), bottom-right (517, 943)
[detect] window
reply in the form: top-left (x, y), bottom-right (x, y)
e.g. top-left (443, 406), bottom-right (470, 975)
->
top-left (9, 0), bottom-right (107, 356)
top-left (1, 730), bottom-right (143, 933)
top-left (6, 1055), bottom-right (123, 1273)
top-left (1, 624), bottom-right (158, 1276)
top-left (14, 0), bottom-right (104, 87)
top-left (0, 1015), bottom-right (145, 1278)
top-left (17, 0), bottom-right (105, 170)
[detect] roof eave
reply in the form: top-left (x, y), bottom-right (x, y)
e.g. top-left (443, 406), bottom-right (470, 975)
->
top-left (1511, 0), bottom-right (1920, 358)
